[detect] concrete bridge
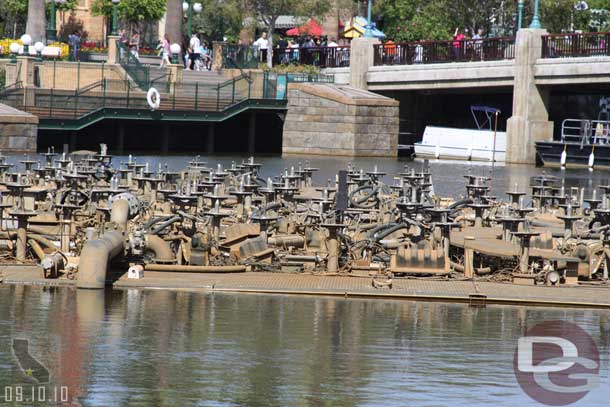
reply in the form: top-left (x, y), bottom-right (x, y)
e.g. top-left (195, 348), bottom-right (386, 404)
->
top-left (324, 29), bottom-right (610, 164)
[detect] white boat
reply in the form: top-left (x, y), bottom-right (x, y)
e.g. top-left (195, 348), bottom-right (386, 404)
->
top-left (414, 106), bottom-right (506, 162)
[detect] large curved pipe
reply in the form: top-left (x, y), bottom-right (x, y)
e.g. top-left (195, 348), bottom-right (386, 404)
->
top-left (145, 234), bottom-right (175, 262)
top-left (76, 230), bottom-right (124, 289)
top-left (110, 199), bottom-right (129, 229)
top-left (77, 199), bottom-right (129, 289)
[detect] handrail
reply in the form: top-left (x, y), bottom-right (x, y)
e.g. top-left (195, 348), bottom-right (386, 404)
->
top-left (373, 37), bottom-right (515, 66)
top-left (272, 46), bottom-right (351, 68)
top-left (542, 32), bottom-right (610, 58)
top-left (117, 40), bottom-right (150, 89)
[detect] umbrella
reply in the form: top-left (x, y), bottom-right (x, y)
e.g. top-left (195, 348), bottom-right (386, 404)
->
top-left (286, 18), bottom-right (323, 37)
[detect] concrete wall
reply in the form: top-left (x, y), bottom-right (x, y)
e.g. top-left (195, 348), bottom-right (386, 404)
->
top-left (367, 61), bottom-right (515, 91)
top-left (0, 103), bottom-right (38, 153)
top-left (283, 83), bottom-right (399, 157)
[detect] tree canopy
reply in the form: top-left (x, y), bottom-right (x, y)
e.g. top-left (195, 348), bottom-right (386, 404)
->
top-left (91, 0), bottom-right (166, 28)
top-left (375, 0), bottom-right (610, 41)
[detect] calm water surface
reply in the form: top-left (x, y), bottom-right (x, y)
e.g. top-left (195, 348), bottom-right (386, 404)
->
top-left (0, 287), bottom-right (608, 406)
top-left (9, 154), bottom-right (610, 200)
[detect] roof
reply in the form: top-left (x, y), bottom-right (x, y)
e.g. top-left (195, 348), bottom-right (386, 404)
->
top-left (343, 17), bottom-right (385, 39)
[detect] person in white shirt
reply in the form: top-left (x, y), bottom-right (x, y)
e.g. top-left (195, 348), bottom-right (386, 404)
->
top-left (327, 38), bottom-right (339, 47)
top-left (253, 31), bottom-right (269, 61)
top-left (189, 33), bottom-right (201, 70)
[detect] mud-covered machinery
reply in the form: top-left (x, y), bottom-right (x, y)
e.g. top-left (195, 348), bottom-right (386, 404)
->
top-left (0, 146), bottom-right (608, 289)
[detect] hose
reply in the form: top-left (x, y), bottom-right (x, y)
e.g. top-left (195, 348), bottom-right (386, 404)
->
top-left (150, 215), bottom-right (181, 235)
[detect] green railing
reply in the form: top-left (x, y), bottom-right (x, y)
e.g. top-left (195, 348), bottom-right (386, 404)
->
top-left (224, 45), bottom-right (261, 70)
top-left (0, 73), bottom-right (286, 123)
top-left (117, 40), bottom-right (150, 89)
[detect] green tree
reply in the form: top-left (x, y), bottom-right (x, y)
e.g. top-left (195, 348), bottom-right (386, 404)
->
top-left (92, 0), bottom-right (166, 31)
top-left (247, 0), bottom-right (331, 67)
top-left (192, 0), bottom-right (244, 42)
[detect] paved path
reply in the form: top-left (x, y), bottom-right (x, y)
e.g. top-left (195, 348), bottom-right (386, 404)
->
top-left (2, 267), bottom-right (609, 308)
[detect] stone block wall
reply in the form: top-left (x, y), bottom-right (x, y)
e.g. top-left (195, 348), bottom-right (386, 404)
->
top-left (282, 83), bottom-right (399, 157)
top-left (0, 103), bottom-right (38, 153)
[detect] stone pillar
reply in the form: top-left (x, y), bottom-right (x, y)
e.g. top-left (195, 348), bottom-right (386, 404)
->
top-left (167, 63), bottom-right (183, 94)
top-left (212, 41), bottom-right (226, 71)
top-left (349, 37), bottom-right (380, 90)
top-left (107, 35), bottom-right (120, 65)
top-left (17, 56), bottom-right (37, 107)
top-left (506, 29), bottom-right (554, 164)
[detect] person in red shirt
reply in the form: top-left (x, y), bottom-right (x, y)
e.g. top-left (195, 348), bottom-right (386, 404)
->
top-left (452, 27), bottom-right (466, 61)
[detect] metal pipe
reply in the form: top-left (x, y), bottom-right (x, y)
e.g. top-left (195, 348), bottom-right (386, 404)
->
top-left (145, 234), bottom-right (175, 262)
top-left (76, 230), bottom-right (125, 289)
top-left (110, 199), bottom-right (129, 229)
top-left (143, 264), bottom-right (246, 273)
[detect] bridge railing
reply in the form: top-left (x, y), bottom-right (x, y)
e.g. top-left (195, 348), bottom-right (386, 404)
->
top-left (373, 37), bottom-right (515, 66)
top-left (272, 46), bottom-right (351, 68)
top-left (542, 32), bottom-right (610, 58)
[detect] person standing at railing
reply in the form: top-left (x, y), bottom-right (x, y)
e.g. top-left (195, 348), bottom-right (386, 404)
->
top-left (253, 32), bottom-right (269, 62)
top-left (68, 31), bottom-right (81, 62)
top-left (119, 29), bottom-right (128, 60)
top-left (277, 35), bottom-right (289, 64)
top-left (159, 34), bottom-right (171, 68)
top-left (288, 39), bottom-right (299, 63)
top-left (384, 39), bottom-right (396, 64)
top-left (472, 28), bottom-right (485, 61)
top-left (130, 31), bottom-right (141, 62)
top-left (452, 27), bottom-right (466, 61)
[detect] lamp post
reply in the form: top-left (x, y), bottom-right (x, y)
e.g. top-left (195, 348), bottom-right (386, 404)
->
top-left (21, 34), bottom-right (32, 55)
top-left (34, 41), bottom-right (45, 61)
top-left (517, 0), bottom-right (524, 30)
top-left (529, 0), bottom-right (542, 29)
top-left (111, 0), bottom-right (120, 36)
top-left (364, 0), bottom-right (373, 38)
top-left (9, 43), bottom-right (20, 63)
top-left (46, 0), bottom-right (66, 43)
top-left (182, 1), bottom-right (203, 38)
top-left (170, 43), bottom-right (181, 64)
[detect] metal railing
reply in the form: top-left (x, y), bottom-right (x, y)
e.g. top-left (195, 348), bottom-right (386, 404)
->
top-left (373, 37), bottom-right (516, 66)
top-left (561, 118), bottom-right (610, 146)
top-left (224, 45), bottom-right (260, 69)
top-left (0, 73), bottom-right (286, 121)
top-left (117, 40), bottom-right (150, 89)
top-left (272, 46), bottom-right (351, 68)
top-left (542, 32), bottom-right (610, 58)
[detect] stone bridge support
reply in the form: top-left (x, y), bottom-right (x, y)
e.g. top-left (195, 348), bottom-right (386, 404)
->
top-left (506, 29), bottom-right (554, 164)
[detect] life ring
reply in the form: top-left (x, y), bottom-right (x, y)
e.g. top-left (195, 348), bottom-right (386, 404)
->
top-left (147, 87), bottom-right (161, 110)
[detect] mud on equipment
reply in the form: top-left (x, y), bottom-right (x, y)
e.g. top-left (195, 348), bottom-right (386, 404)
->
top-left (147, 87), bottom-right (161, 111)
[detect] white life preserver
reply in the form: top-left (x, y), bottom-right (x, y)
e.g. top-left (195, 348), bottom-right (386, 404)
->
top-left (147, 87), bottom-right (161, 111)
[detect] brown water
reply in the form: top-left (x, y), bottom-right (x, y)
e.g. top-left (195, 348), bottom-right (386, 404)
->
top-left (0, 286), bottom-right (609, 407)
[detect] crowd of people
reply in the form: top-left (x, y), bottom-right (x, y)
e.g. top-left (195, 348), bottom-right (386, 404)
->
top-left (118, 30), bottom-right (213, 71)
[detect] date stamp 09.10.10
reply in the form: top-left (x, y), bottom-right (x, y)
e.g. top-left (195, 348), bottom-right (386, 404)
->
top-left (3, 339), bottom-right (71, 404)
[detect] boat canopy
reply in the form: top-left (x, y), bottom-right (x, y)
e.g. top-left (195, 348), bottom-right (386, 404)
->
top-left (471, 105), bottom-right (501, 131)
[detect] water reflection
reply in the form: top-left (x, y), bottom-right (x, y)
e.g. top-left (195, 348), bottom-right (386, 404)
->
top-left (0, 286), bottom-right (609, 407)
